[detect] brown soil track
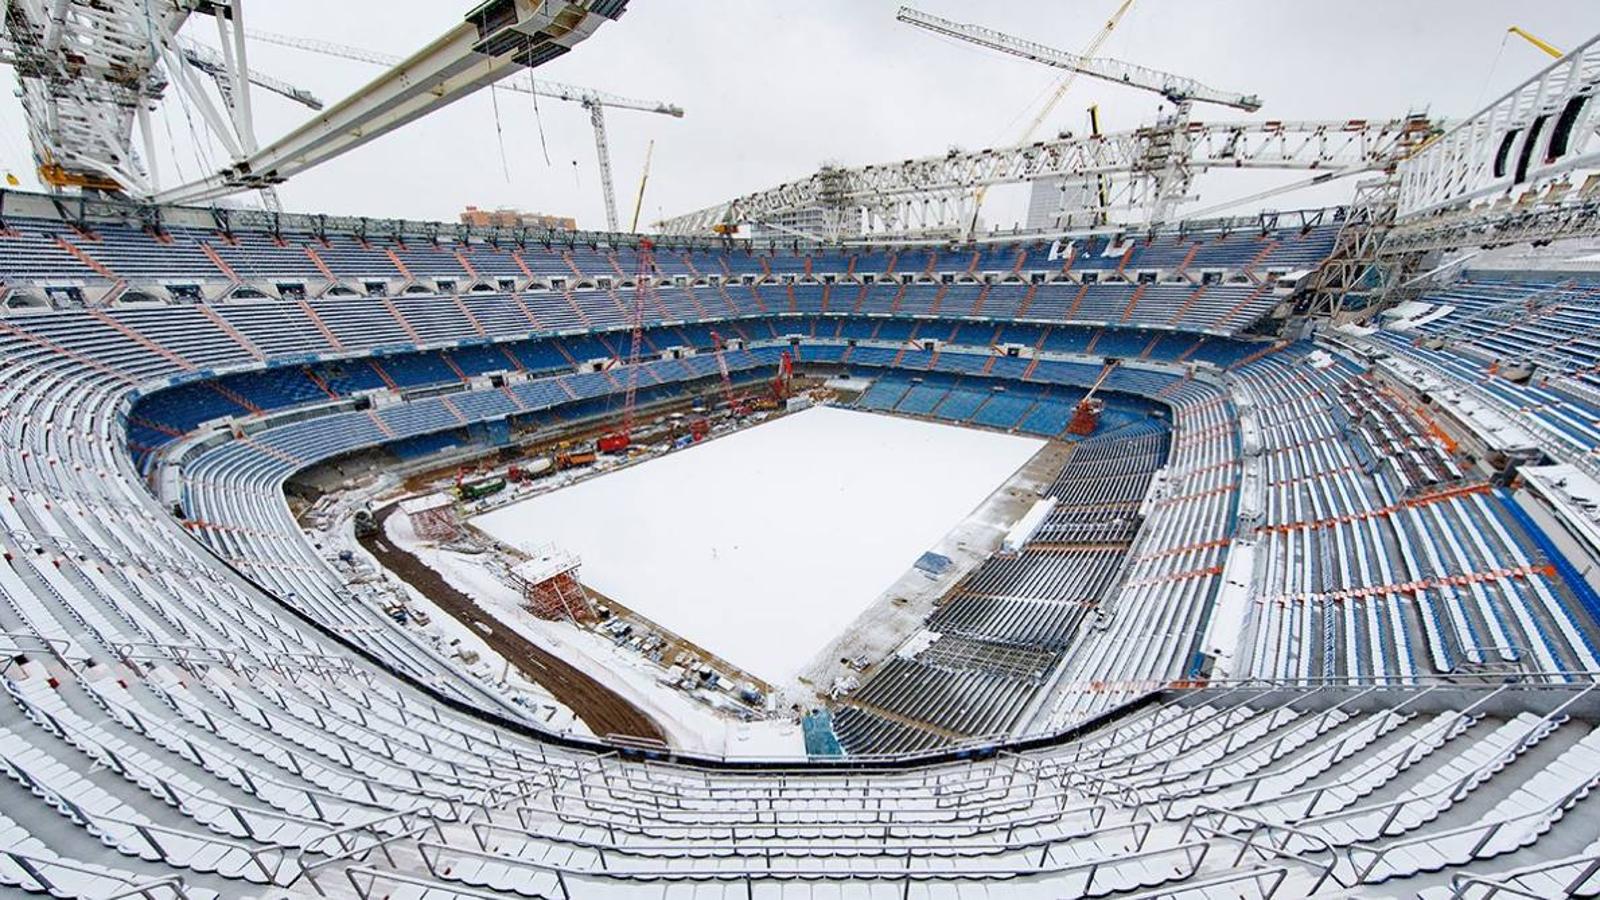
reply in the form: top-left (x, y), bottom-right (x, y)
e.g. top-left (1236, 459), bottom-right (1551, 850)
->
top-left (361, 504), bottom-right (665, 743)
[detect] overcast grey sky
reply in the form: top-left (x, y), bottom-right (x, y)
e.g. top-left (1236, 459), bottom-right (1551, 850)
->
top-left (2, 1), bottom-right (1598, 230)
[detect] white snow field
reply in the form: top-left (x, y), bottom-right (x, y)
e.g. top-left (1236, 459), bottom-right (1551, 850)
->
top-left (472, 406), bottom-right (1044, 684)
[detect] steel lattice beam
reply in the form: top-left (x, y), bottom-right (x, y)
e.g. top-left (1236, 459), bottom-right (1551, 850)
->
top-left (658, 117), bottom-right (1432, 240)
top-left (1396, 29), bottom-right (1600, 220)
top-left (4, 0), bottom-right (193, 192)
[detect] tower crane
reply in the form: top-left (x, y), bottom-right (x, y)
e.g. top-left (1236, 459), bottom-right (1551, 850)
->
top-left (897, 1), bottom-right (1136, 240)
top-left (898, 5), bottom-right (1262, 227)
top-left (897, 8), bottom-right (1261, 113)
top-left (243, 29), bottom-right (683, 232)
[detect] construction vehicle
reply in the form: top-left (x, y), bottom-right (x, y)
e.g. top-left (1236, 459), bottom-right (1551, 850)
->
top-left (457, 476), bottom-right (507, 501)
top-left (556, 448), bottom-right (598, 470)
top-left (772, 350), bottom-right (794, 401)
top-left (708, 330), bottom-right (750, 418)
top-left (750, 352), bottom-right (792, 412)
top-left (507, 457), bottom-right (554, 482)
top-left (598, 240), bottom-right (658, 454)
top-left (1068, 362), bottom-right (1119, 436)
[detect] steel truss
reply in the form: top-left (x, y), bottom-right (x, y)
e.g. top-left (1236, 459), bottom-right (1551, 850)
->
top-left (1387, 29), bottom-right (1600, 254)
top-left (1, 0), bottom-right (194, 193)
top-left (659, 117), bottom-right (1430, 241)
top-left (1397, 30), bottom-right (1600, 220)
top-left (1, 0), bottom-right (627, 204)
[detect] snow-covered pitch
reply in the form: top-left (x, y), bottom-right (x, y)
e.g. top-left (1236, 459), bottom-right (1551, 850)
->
top-left (473, 407), bottom-right (1043, 685)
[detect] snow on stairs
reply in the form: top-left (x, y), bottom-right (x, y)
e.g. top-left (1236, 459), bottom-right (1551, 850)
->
top-left (1366, 723), bottom-right (1600, 885)
top-left (451, 295), bottom-right (489, 338)
top-left (1015, 283), bottom-right (1039, 318)
top-left (1166, 285), bottom-right (1209, 327)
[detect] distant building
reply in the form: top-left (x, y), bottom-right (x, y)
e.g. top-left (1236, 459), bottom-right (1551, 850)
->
top-left (460, 205), bottom-right (576, 231)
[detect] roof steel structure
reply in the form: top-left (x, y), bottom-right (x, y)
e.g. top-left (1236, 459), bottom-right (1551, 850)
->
top-left (658, 118), bottom-right (1432, 241)
top-left (0, 0), bottom-right (629, 204)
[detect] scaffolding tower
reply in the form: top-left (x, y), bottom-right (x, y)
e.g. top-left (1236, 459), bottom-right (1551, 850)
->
top-left (399, 493), bottom-right (457, 541)
top-left (511, 547), bottom-right (594, 622)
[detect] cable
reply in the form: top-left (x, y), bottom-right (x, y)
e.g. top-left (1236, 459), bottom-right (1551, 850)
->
top-left (489, 84), bottom-right (512, 182)
top-left (527, 73), bottom-right (553, 167)
top-left (1470, 32), bottom-right (1509, 115)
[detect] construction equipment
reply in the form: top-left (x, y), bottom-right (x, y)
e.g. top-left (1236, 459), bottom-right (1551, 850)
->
top-left (750, 350), bottom-right (795, 411)
top-left (772, 350), bottom-right (794, 402)
top-left (899, 6), bottom-right (1260, 230)
top-left (630, 140), bottom-right (655, 233)
top-left (662, 118), bottom-right (1421, 239)
top-left (457, 475), bottom-right (507, 501)
top-left (707, 331), bottom-right (749, 418)
top-left (243, 28), bottom-right (683, 231)
top-left (1068, 362), bottom-right (1118, 436)
top-left (898, 8), bottom-right (1260, 112)
top-left (598, 240), bottom-right (657, 453)
top-left (555, 448), bottom-right (598, 470)
top-left (899, 1), bottom-right (1135, 240)
top-left (131, 1), bottom-right (626, 205)
top-left (1508, 26), bottom-right (1563, 58)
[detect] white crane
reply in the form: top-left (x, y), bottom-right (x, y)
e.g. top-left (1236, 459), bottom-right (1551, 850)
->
top-left (896, 7), bottom-right (1261, 113)
top-left (896, 6), bottom-right (1264, 225)
top-left (245, 28), bottom-right (683, 232)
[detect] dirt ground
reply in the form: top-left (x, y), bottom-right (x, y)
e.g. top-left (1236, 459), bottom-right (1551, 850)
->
top-left (360, 503), bottom-right (666, 744)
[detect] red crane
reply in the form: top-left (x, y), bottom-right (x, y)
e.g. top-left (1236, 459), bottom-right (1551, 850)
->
top-left (708, 330), bottom-right (748, 418)
top-left (1068, 361), bottom-right (1117, 436)
top-left (772, 350), bottom-right (794, 401)
top-left (597, 240), bottom-right (656, 454)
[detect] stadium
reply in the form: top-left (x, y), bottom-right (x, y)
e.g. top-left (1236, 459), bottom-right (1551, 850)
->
top-left (2, 0), bottom-right (1600, 896)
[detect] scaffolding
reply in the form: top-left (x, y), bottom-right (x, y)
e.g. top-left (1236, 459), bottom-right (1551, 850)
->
top-left (398, 493), bottom-right (456, 541)
top-left (511, 547), bottom-right (594, 622)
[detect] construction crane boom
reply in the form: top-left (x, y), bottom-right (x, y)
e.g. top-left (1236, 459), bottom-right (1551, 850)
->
top-left (244, 27), bottom-right (682, 230)
top-left (708, 331), bottom-right (746, 417)
top-left (1068, 361), bottom-right (1118, 436)
top-left (1507, 26), bottom-right (1563, 59)
top-left (175, 37), bottom-right (324, 111)
top-left (896, 7), bottom-right (1261, 112)
top-left (630, 139), bottom-right (655, 233)
top-left (1021, 0), bottom-right (1135, 144)
top-left (598, 239), bottom-right (656, 454)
